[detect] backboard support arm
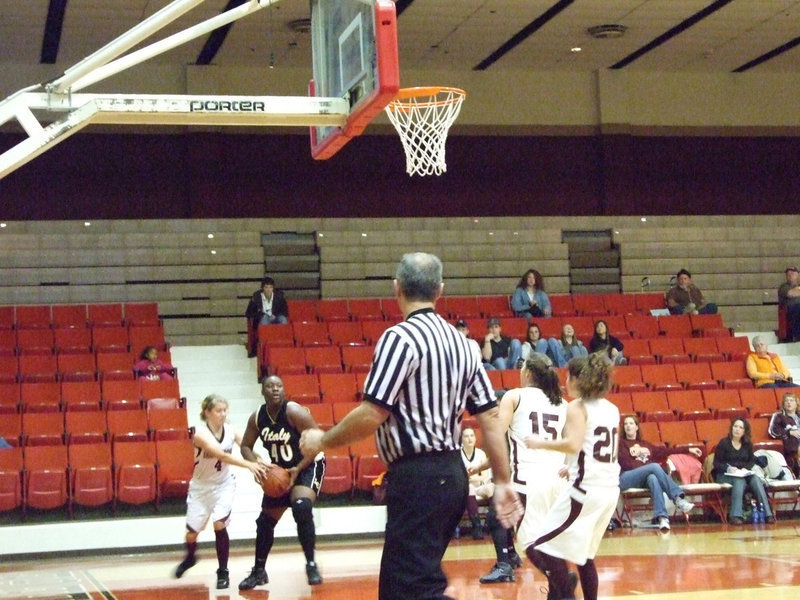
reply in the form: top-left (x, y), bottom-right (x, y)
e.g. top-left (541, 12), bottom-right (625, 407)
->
top-left (0, 0), bottom-right (349, 180)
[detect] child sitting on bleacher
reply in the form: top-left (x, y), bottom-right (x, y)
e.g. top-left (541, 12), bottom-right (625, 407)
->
top-left (134, 346), bottom-right (174, 381)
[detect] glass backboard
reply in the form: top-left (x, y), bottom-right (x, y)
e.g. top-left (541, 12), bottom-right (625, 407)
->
top-left (309, 0), bottom-right (399, 160)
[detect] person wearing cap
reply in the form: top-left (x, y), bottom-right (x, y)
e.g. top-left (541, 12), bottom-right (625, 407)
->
top-left (483, 318), bottom-right (522, 370)
top-left (778, 266), bottom-right (800, 342)
top-left (455, 319), bottom-right (482, 355)
top-left (665, 269), bottom-right (717, 315)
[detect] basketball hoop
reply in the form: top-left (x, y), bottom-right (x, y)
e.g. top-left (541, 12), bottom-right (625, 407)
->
top-left (384, 86), bottom-right (466, 176)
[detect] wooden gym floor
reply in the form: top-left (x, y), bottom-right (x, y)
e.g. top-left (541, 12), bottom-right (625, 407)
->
top-left (2, 521), bottom-right (800, 600)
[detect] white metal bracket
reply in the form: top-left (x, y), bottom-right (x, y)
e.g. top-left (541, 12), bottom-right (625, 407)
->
top-left (0, 0), bottom-right (348, 179)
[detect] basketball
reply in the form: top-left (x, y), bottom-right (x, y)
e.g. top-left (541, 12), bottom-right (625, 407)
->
top-left (260, 464), bottom-right (291, 498)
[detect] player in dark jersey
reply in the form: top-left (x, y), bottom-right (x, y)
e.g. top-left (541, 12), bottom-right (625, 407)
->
top-left (238, 375), bottom-right (326, 590)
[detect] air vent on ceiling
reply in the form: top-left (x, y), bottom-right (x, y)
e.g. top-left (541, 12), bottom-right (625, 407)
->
top-left (587, 24), bottom-right (627, 39)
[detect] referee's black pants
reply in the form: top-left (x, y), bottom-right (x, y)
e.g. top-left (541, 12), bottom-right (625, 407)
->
top-left (379, 450), bottom-right (467, 600)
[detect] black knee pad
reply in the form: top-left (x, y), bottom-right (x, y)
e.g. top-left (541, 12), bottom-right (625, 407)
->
top-left (256, 512), bottom-right (278, 532)
top-left (291, 497), bottom-right (313, 524)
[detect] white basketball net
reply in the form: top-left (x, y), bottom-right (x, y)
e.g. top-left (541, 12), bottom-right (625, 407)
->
top-left (385, 87), bottom-right (466, 176)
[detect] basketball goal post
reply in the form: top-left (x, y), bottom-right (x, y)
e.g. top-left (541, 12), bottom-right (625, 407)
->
top-left (0, 0), bottom-right (399, 180)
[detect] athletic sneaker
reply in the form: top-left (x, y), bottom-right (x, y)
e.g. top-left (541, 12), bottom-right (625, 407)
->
top-left (306, 562), bottom-right (322, 585)
top-left (174, 556), bottom-right (196, 579)
top-left (546, 571), bottom-right (579, 600)
top-left (507, 551), bottom-right (523, 569)
top-left (479, 562), bottom-right (514, 583)
top-left (675, 496), bottom-right (695, 513)
top-left (658, 516), bottom-right (671, 533)
top-left (216, 568), bottom-right (229, 590)
top-left (238, 567), bottom-right (269, 590)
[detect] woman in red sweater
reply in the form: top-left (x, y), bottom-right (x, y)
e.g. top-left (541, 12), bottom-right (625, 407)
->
top-left (619, 414), bottom-right (701, 532)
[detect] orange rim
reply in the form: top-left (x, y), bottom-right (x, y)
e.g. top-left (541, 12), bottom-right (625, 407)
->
top-left (388, 86), bottom-right (467, 109)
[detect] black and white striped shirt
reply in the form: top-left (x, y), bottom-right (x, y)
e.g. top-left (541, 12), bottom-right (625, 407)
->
top-left (363, 308), bottom-right (497, 465)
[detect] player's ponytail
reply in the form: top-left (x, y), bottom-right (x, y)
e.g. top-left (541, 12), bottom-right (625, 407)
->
top-left (524, 353), bottom-right (563, 406)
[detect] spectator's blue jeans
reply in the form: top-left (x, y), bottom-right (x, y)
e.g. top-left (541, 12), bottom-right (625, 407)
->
top-left (715, 473), bottom-right (772, 519)
top-left (620, 463), bottom-right (684, 520)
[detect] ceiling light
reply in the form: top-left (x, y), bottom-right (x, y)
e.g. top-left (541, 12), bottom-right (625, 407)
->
top-left (587, 24), bottom-right (627, 39)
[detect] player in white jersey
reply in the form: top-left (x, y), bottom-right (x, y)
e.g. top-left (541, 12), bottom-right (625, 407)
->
top-left (524, 354), bottom-right (620, 600)
top-left (480, 353), bottom-right (567, 584)
top-left (174, 394), bottom-right (267, 590)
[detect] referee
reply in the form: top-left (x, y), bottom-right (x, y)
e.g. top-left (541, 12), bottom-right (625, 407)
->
top-left (300, 252), bottom-right (522, 600)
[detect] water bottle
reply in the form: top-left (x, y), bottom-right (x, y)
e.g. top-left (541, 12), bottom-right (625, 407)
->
top-left (750, 498), bottom-right (758, 524)
top-left (757, 503), bottom-right (765, 524)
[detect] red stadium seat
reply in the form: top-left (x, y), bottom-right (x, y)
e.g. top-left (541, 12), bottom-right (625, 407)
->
top-left (286, 299), bottom-right (318, 322)
top-left (625, 314), bottom-right (660, 339)
top-left (682, 337), bottom-right (725, 363)
top-left (381, 298), bottom-right (403, 321)
top-left (666, 390), bottom-right (705, 414)
top-left (634, 292), bottom-right (667, 314)
top-left (139, 379), bottom-right (181, 403)
top-left (65, 410), bottom-right (108, 445)
top-left (477, 295), bottom-right (513, 319)
top-left (0, 382), bottom-right (21, 415)
top-left (263, 346), bottom-right (307, 376)
top-left (54, 327), bottom-right (93, 354)
top-left (640, 364), bottom-right (683, 392)
top-left (624, 338), bottom-right (656, 366)
top-left (15, 305), bottom-right (51, 329)
top-left (0, 446), bottom-right (24, 511)
top-left (714, 337), bottom-right (751, 362)
top-left (156, 438), bottom-right (195, 504)
top-left (548, 295), bottom-right (574, 317)
top-left (607, 392), bottom-right (633, 414)
top-left (88, 303), bottom-right (124, 328)
top-left (96, 352), bottom-right (135, 381)
top-left (443, 296), bottom-right (481, 320)
top-left (20, 381), bottom-right (61, 413)
top-left (319, 454), bottom-right (353, 496)
top-left (16, 328), bottom-right (55, 355)
top-left (315, 299), bottom-right (350, 322)
top-left (57, 352), bottom-right (97, 382)
top-left (354, 454), bottom-right (385, 494)
top-left (658, 421), bottom-right (701, 449)
top-left (678, 362), bottom-right (719, 391)
top-left (319, 373), bottom-right (359, 404)
top-left (347, 298), bottom-right (384, 321)
top-left (361, 320), bottom-right (392, 345)
top-left (102, 379), bottom-right (142, 411)
top-left (124, 303), bottom-right (160, 327)
top-left (327, 321), bottom-right (365, 346)
top-left (128, 326), bottom-right (167, 353)
top-left (148, 407), bottom-right (190, 441)
top-left (24, 445), bottom-right (69, 513)
top-left (631, 391), bottom-right (670, 422)
top-left (306, 403), bottom-right (334, 430)
top-left (341, 345), bottom-right (375, 373)
top-left (611, 365), bottom-right (647, 393)
top-left (68, 442), bottom-right (113, 512)
top-left (649, 337), bottom-right (690, 365)
top-left (51, 305), bottom-right (89, 329)
top-left (22, 412), bottom-right (64, 446)
top-left (107, 409), bottom-right (149, 442)
top-left (281, 374), bottom-right (321, 405)
top-left (572, 294), bottom-right (607, 317)
top-left (92, 327), bottom-right (130, 354)
top-left (657, 315), bottom-right (693, 338)
top-left (710, 361), bottom-right (753, 389)
top-left (738, 388), bottom-right (779, 418)
top-left (332, 401), bottom-right (360, 424)
top-left (0, 307), bottom-right (14, 331)
top-left (690, 313), bottom-right (730, 337)
top-left (0, 412), bottom-right (22, 447)
top-left (304, 346), bottom-right (343, 374)
top-left (113, 440), bottom-right (157, 510)
top-left (18, 354), bottom-right (58, 383)
top-left (293, 321), bottom-right (331, 347)
top-left (602, 294), bottom-right (637, 316)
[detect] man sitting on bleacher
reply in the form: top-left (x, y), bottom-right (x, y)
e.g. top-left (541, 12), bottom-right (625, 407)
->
top-left (665, 269), bottom-right (718, 315)
top-left (778, 266), bottom-right (800, 343)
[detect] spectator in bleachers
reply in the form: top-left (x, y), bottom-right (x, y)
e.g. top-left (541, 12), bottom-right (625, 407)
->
top-left (482, 318), bottom-right (522, 370)
top-left (548, 323), bottom-right (589, 367)
top-left (588, 320), bottom-right (626, 365)
top-left (778, 266), bottom-right (800, 342)
top-left (455, 319), bottom-right (481, 355)
top-left (520, 323), bottom-right (552, 365)
top-left (665, 269), bottom-right (718, 315)
top-left (768, 392), bottom-right (800, 476)
top-left (245, 277), bottom-right (289, 357)
top-left (134, 346), bottom-right (174, 381)
top-left (619, 414), bottom-right (699, 532)
top-left (460, 426), bottom-right (493, 540)
top-left (712, 418), bottom-right (774, 525)
top-left (511, 269), bottom-right (552, 318)
top-left (745, 336), bottom-right (800, 389)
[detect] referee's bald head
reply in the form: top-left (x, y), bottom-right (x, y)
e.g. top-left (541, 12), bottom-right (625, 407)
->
top-left (396, 252), bottom-right (443, 301)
